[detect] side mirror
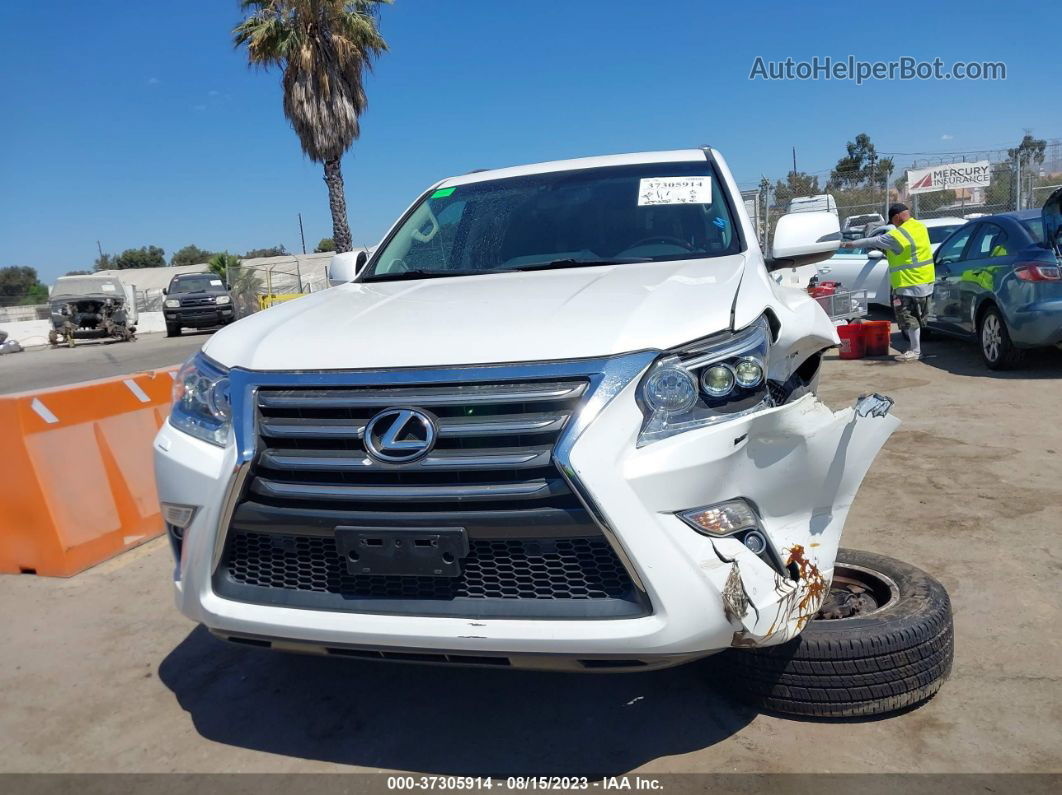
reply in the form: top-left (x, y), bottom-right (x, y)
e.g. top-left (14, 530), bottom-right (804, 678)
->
top-left (768, 211), bottom-right (840, 271)
top-left (162, 287), bottom-right (168, 295)
top-left (328, 251), bottom-right (366, 286)
top-left (867, 249), bottom-right (883, 259)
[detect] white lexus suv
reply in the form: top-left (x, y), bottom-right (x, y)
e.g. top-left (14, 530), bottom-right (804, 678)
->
top-left (155, 148), bottom-right (952, 718)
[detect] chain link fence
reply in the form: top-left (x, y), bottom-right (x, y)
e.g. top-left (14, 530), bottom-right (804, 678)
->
top-left (742, 141), bottom-right (1062, 250)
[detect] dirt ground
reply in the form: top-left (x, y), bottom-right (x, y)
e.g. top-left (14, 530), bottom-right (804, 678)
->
top-left (2, 328), bottom-right (1060, 775)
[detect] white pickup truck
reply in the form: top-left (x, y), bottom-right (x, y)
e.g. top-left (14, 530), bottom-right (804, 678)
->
top-left (154, 148), bottom-right (952, 718)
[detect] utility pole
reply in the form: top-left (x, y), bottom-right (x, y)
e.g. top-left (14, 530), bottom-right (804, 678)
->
top-left (1015, 155), bottom-right (1022, 211)
top-left (298, 213), bottom-right (307, 254)
top-left (792, 146), bottom-right (797, 174)
top-left (960, 155), bottom-right (966, 215)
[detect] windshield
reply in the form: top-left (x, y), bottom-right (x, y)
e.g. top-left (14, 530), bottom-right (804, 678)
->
top-left (170, 275), bottom-right (225, 293)
top-left (363, 161), bottom-right (740, 280)
top-left (51, 277), bottom-right (124, 298)
top-left (928, 225), bottom-right (962, 244)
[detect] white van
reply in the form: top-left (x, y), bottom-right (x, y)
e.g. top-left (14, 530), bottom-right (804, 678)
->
top-left (788, 194), bottom-right (838, 215)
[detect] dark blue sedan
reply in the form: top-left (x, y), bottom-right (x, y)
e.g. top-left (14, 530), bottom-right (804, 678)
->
top-left (927, 196), bottom-right (1062, 369)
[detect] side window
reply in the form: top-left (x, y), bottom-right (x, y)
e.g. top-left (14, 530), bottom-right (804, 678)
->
top-left (936, 226), bottom-right (973, 266)
top-left (970, 223), bottom-right (1008, 259)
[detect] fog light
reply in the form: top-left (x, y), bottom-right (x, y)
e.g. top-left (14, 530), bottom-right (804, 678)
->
top-left (679, 499), bottom-right (758, 536)
top-left (701, 364), bottom-right (736, 397)
top-left (161, 502), bottom-right (197, 529)
top-left (742, 530), bottom-right (767, 555)
top-left (733, 357), bottom-right (764, 388)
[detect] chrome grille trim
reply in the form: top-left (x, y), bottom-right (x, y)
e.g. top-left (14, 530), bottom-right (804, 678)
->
top-left (256, 381), bottom-right (588, 409)
top-left (250, 477), bottom-right (562, 502)
top-left (258, 412), bottom-right (571, 440)
top-left (258, 446), bottom-right (554, 472)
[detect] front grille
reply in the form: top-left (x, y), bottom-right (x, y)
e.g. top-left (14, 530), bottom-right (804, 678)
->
top-left (227, 532), bottom-right (631, 600)
top-left (218, 376), bottom-right (647, 619)
top-left (181, 296), bottom-right (215, 307)
top-left (248, 380), bottom-right (589, 514)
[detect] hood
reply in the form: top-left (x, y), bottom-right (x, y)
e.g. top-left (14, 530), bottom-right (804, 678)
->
top-left (204, 255), bottom-right (750, 370)
top-left (1044, 186), bottom-right (1062, 253)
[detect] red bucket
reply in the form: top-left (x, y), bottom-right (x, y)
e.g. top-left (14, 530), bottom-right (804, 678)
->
top-left (837, 323), bottom-right (866, 359)
top-left (862, 320), bottom-right (892, 356)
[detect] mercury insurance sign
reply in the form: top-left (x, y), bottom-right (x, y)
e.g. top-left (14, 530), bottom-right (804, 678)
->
top-left (906, 160), bottom-right (992, 195)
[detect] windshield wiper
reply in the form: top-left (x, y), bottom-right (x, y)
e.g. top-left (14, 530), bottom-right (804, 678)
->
top-left (504, 257), bottom-right (652, 272)
top-left (361, 269), bottom-right (483, 283)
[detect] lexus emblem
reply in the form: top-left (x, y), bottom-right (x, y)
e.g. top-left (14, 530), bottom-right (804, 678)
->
top-left (363, 408), bottom-right (438, 463)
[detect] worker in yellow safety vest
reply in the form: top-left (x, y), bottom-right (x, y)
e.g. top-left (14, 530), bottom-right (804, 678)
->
top-left (841, 203), bottom-right (934, 361)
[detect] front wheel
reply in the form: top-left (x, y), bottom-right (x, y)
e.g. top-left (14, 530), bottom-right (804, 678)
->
top-left (979, 306), bottom-right (1024, 370)
top-left (718, 549), bottom-right (953, 718)
top-left (166, 322), bottom-right (181, 338)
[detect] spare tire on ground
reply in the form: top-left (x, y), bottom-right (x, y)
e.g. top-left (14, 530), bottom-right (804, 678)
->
top-left (718, 548), bottom-right (953, 718)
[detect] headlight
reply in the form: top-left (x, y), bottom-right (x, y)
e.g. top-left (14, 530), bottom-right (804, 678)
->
top-left (164, 299), bottom-right (180, 308)
top-left (637, 315), bottom-right (772, 445)
top-left (170, 354), bottom-right (232, 447)
top-left (215, 295), bottom-right (231, 305)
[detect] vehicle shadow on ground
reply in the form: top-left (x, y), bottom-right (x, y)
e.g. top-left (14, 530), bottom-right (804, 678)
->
top-left (849, 308), bottom-right (1062, 379)
top-left (159, 626), bottom-right (756, 776)
top-left (902, 332), bottom-right (1062, 379)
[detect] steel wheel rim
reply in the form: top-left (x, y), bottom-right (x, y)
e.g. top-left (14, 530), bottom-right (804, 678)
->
top-left (814, 563), bottom-right (900, 621)
top-left (982, 314), bottom-right (1001, 361)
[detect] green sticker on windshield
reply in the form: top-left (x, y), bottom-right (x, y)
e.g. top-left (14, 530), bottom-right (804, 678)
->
top-left (431, 187), bottom-right (456, 198)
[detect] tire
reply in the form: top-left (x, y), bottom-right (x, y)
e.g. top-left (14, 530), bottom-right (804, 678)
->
top-left (978, 305), bottom-right (1024, 370)
top-left (718, 549), bottom-right (953, 719)
top-left (166, 322), bottom-right (181, 338)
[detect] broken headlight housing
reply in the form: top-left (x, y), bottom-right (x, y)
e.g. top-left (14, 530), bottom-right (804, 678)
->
top-left (637, 315), bottom-right (772, 445)
top-left (170, 353), bottom-right (232, 447)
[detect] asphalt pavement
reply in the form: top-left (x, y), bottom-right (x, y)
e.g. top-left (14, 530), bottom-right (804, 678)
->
top-left (0, 330), bottom-right (213, 395)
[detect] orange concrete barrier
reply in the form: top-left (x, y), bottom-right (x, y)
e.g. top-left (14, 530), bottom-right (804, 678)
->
top-left (0, 367), bottom-right (177, 577)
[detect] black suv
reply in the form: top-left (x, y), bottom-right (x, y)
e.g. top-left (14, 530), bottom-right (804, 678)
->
top-left (163, 273), bottom-right (236, 337)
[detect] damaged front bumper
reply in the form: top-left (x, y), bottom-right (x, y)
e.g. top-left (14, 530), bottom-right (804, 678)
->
top-left (157, 370), bottom-right (897, 663)
top-left (570, 389), bottom-right (899, 652)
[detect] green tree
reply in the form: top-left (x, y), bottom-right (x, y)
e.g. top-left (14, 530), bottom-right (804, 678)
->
top-left (0, 266), bottom-right (47, 307)
top-left (171, 244), bottom-right (216, 267)
top-left (64, 270), bottom-right (92, 276)
top-left (242, 245), bottom-right (289, 259)
top-left (113, 246), bottom-right (166, 269)
top-left (234, 0), bottom-right (390, 253)
top-left (314, 237), bottom-right (336, 253)
top-left (1009, 133), bottom-right (1047, 171)
top-left (207, 252), bottom-right (241, 282)
top-left (830, 133), bottom-right (893, 190)
top-left (93, 252), bottom-right (116, 271)
top-left (772, 171), bottom-right (821, 208)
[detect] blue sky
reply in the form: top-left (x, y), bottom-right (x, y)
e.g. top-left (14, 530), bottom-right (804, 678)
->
top-left (1, 0), bottom-right (1057, 282)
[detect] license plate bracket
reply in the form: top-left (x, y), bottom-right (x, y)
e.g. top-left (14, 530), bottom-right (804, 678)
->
top-left (334, 526), bottom-right (469, 578)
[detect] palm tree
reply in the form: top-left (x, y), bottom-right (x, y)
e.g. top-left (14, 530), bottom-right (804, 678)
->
top-left (234, 0), bottom-right (389, 252)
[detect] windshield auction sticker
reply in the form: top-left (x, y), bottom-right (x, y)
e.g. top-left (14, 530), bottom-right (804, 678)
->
top-left (638, 176), bottom-right (711, 206)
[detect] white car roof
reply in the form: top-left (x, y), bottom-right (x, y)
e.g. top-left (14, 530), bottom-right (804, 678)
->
top-left (439, 149), bottom-right (708, 188)
top-left (923, 216), bottom-right (966, 227)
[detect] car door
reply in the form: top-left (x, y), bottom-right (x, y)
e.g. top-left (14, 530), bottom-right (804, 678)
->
top-left (954, 222), bottom-right (1014, 334)
top-left (929, 224), bottom-right (976, 331)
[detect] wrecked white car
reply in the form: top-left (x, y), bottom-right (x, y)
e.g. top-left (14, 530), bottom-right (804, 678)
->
top-left (48, 275), bottom-right (137, 347)
top-left (154, 148), bottom-right (952, 718)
